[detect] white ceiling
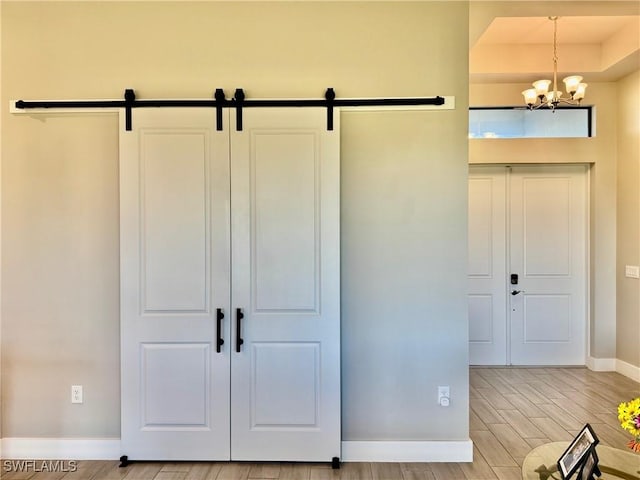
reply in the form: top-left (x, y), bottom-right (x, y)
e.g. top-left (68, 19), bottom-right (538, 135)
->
top-left (477, 16), bottom-right (637, 45)
top-left (470, 15), bottom-right (640, 83)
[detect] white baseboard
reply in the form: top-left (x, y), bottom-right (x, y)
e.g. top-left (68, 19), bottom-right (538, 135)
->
top-left (1, 438), bottom-right (121, 460)
top-left (588, 357), bottom-right (640, 383)
top-left (1, 437), bottom-right (473, 463)
top-left (616, 359), bottom-right (640, 383)
top-left (341, 440), bottom-right (473, 462)
top-left (587, 356), bottom-right (617, 371)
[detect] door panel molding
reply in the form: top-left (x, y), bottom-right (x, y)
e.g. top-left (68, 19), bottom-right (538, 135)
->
top-left (140, 343), bottom-right (211, 429)
top-left (250, 130), bottom-right (320, 314)
top-left (250, 342), bottom-right (321, 429)
top-left (140, 129), bottom-right (211, 314)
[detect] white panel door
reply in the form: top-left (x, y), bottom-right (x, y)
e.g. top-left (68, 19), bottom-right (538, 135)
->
top-left (120, 108), bottom-right (231, 460)
top-left (468, 165), bottom-right (587, 365)
top-left (510, 165), bottom-right (587, 365)
top-left (468, 166), bottom-right (507, 365)
top-left (230, 108), bottom-right (341, 461)
top-left (121, 107), bottom-right (340, 461)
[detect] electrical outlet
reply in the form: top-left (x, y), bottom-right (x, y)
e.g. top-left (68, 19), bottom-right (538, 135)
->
top-left (438, 386), bottom-right (450, 407)
top-left (71, 385), bottom-right (83, 404)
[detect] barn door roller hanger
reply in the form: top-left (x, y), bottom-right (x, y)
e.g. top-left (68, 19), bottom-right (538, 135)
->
top-left (12, 88), bottom-right (452, 132)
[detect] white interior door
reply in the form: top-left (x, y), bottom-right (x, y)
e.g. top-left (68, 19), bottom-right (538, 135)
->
top-left (229, 108), bottom-right (341, 462)
top-left (468, 167), bottom-right (507, 365)
top-left (509, 165), bottom-right (587, 365)
top-left (468, 165), bottom-right (587, 366)
top-left (120, 108), bottom-right (231, 460)
top-left (121, 107), bottom-right (341, 461)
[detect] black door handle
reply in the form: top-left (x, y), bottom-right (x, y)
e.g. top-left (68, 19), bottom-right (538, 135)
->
top-left (236, 308), bottom-right (244, 353)
top-left (216, 308), bottom-right (225, 353)
top-left (511, 290), bottom-right (524, 296)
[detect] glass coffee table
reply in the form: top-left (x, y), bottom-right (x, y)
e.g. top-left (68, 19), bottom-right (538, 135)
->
top-left (523, 442), bottom-right (640, 480)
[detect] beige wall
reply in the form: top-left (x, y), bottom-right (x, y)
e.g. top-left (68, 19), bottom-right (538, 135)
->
top-left (616, 70), bottom-right (640, 369)
top-left (1, 1), bottom-right (469, 441)
top-left (469, 81), bottom-right (619, 360)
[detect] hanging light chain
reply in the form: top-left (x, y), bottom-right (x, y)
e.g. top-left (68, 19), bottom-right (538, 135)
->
top-left (551, 16), bottom-right (558, 100)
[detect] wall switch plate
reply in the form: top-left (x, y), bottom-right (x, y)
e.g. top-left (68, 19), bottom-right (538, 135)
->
top-left (625, 265), bottom-right (640, 279)
top-left (71, 385), bottom-right (83, 404)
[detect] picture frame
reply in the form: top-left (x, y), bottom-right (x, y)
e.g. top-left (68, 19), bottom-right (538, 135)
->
top-left (557, 424), bottom-right (599, 479)
top-left (577, 447), bottom-right (601, 480)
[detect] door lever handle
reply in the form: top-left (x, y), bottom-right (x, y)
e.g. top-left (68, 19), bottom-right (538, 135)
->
top-left (236, 308), bottom-right (244, 353)
top-left (216, 308), bottom-right (225, 353)
top-left (511, 290), bottom-right (525, 296)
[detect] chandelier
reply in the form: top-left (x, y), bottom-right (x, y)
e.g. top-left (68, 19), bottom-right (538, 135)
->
top-left (522, 16), bottom-right (588, 111)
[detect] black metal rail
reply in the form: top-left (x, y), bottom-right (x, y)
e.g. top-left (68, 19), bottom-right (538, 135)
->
top-left (14, 88), bottom-right (446, 131)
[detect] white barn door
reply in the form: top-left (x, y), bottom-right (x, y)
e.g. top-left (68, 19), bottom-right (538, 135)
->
top-left (230, 108), bottom-right (341, 461)
top-left (120, 108), bottom-right (231, 460)
top-left (120, 107), bottom-right (340, 461)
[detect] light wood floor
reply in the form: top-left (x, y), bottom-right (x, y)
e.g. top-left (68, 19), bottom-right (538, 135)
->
top-left (3, 367), bottom-right (639, 480)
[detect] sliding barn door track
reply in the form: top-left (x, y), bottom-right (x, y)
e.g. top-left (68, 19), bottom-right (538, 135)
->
top-left (14, 88), bottom-right (448, 132)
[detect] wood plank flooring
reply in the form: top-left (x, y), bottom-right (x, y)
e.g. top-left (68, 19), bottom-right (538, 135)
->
top-left (3, 368), bottom-right (638, 480)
